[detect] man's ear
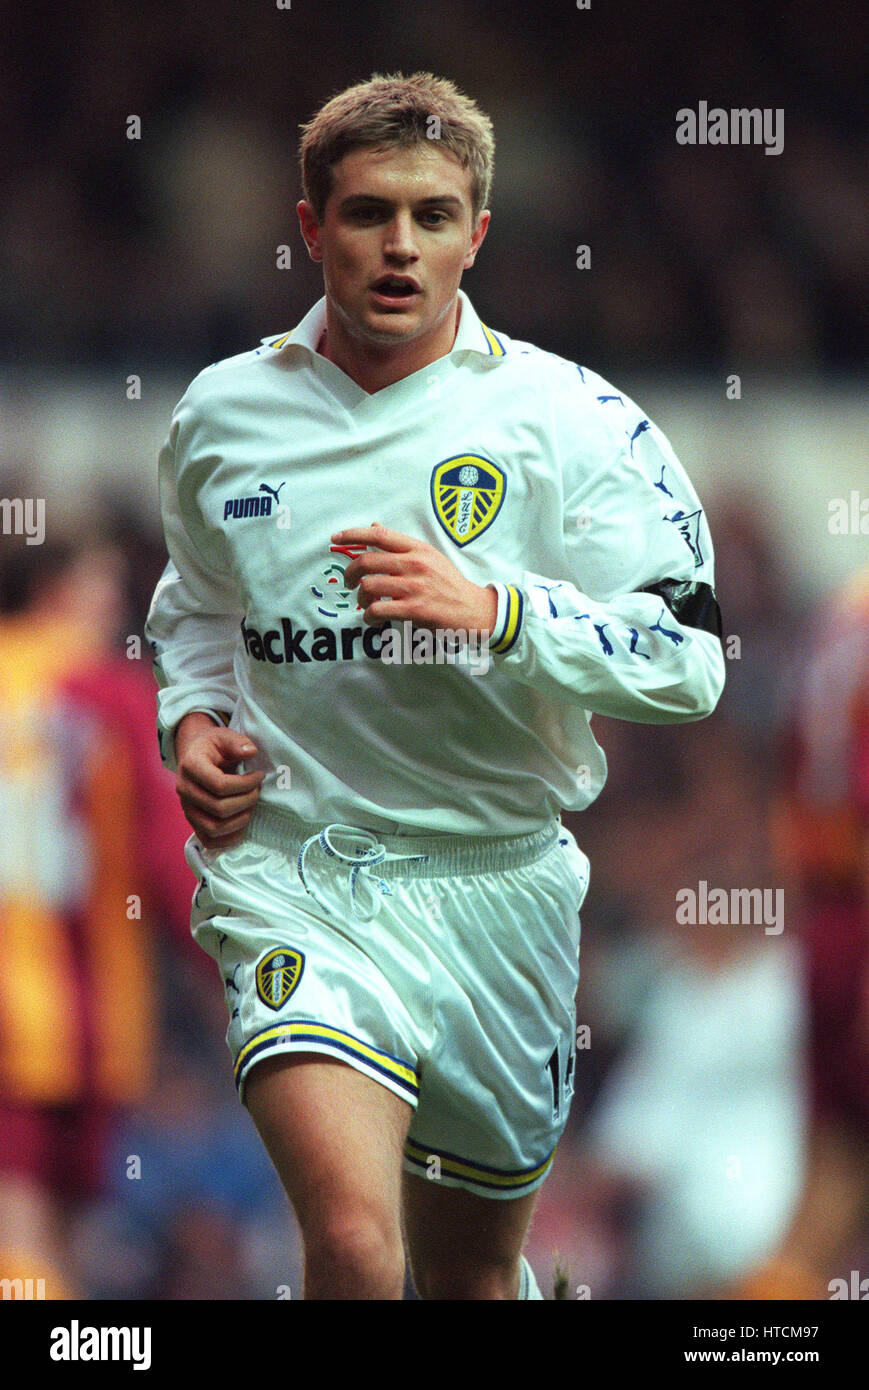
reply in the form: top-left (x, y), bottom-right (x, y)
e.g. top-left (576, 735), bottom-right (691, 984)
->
top-left (297, 200), bottom-right (324, 262)
top-left (464, 209), bottom-right (491, 269)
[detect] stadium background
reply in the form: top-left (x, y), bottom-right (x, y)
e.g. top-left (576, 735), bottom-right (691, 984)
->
top-left (0, 0), bottom-right (866, 1299)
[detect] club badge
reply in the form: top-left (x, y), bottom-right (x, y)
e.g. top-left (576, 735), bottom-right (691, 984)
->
top-left (255, 948), bottom-right (305, 1011)
top-left (431, 455), bottom-right (506, 547)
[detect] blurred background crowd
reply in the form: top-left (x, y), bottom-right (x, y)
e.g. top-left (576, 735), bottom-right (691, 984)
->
top-left (0, 0), bottom-right (866, 1299)
top-left (1, 0), bottom-right (866, 375)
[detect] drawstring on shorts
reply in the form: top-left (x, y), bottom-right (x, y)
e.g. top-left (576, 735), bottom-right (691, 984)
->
top-left (296, 823), bottom-right (429, 922)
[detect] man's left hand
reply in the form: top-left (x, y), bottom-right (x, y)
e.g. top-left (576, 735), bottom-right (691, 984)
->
top-left (334, 523), bottom-right (497, 637)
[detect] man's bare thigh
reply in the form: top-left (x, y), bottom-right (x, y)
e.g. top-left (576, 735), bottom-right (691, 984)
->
top-left (244, 1052), bottom-right (412, 1227)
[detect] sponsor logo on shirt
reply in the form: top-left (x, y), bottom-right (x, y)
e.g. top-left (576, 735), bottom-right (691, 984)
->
top-left (240, 539), bottom-right (490, 672)
top-left (310, 544), bottom-right (366, 617)
top-left (240, 616), bottom-right (489, 674)
top-left (242, 615), bottom-right (385, 663)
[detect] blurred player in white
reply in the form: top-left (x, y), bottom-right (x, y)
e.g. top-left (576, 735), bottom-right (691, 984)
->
top-left (146, 72), bottom-right (725, 1299)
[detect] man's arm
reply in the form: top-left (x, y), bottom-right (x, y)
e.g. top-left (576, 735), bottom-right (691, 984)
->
top-left (337, 522), bottom-right (723, 726)
top-left (485, 403), bottom-right (725, 723)
top-left (145, 417), bottom-right (264, 845)
top-left (145, 422), bottom-right (246, 769)
top-left (173, 711), bottom-right (265, 851)
top-left (482, 570), bottom-right (724, 723)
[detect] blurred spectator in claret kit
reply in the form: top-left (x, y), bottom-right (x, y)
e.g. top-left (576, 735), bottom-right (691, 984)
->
top-left (0, 523), bottom-right (196, 1298)
top-left (736, 565), bottom-right (869, 1299)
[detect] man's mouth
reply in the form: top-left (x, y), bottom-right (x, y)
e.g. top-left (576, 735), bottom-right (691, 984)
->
top-left (370, 275), bottom-right (421, 301)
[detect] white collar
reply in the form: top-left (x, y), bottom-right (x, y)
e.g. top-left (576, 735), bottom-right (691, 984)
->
top-left (260, 288), bottom-right (508, 359)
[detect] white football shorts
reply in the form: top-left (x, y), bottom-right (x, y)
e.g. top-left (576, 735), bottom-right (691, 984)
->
top-left (186, 804), bottom-right (589, 1200)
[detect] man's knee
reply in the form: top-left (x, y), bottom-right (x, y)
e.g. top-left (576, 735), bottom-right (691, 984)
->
top-left (304, 1206), bottom-right (405, 1296)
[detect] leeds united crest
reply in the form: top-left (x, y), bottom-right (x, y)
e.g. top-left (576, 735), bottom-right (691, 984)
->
top-left (430, 455), bottom-right (506, 547)
top-left (255, 948), bottom-right (305, 1011)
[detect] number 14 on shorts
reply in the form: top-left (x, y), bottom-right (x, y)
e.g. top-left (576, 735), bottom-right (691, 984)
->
top-left (546, 1031), bottom-right (576, 1121)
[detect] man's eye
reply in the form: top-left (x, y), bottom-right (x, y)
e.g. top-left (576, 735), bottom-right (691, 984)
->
top-left (420, 211), bottom-right (448, 226)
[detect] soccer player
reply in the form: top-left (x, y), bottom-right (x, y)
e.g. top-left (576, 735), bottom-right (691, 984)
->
top-left (145, 71), bottom-right (725, 1300)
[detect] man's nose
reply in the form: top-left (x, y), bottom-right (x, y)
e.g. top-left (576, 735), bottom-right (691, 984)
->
top-left (382, 213), bottom-right (418, 259)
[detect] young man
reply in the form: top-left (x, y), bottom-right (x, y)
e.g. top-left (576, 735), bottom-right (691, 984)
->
top-left (145, 71), bottom-right (725, 1300)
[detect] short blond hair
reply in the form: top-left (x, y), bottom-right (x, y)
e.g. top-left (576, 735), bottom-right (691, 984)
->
top-left (299, 71), bottom-right (495, 222)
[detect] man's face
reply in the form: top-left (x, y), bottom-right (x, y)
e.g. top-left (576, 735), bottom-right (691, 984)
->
top-left (297, 143), bottom-right (489, 350)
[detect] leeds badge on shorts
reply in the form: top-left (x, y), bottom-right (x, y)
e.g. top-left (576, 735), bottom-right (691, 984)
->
top-left (255, 948), bottom-right (305, 1011)
top-left (431, 455), bottom-right (506, 547)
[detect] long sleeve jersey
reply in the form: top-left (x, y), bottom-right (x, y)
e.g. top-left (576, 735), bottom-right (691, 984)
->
top-left (145, 289), bottom-right (724, 836)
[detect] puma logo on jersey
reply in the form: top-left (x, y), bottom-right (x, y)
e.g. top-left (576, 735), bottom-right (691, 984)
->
top-left (223, 482), bottom-right (285, 521)
top-left (665, 507), bottom-right (704, 566)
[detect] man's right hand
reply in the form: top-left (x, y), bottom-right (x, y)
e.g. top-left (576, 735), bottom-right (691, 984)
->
top-left (174, 712), bottom-right (266, 852)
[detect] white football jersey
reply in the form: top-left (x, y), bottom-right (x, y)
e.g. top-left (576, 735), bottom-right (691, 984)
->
top-left (145, 289), bottom-right (725, 835)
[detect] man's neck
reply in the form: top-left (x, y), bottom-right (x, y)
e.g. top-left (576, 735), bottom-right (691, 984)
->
top-left (317, 298), bottom-right (461, 394)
